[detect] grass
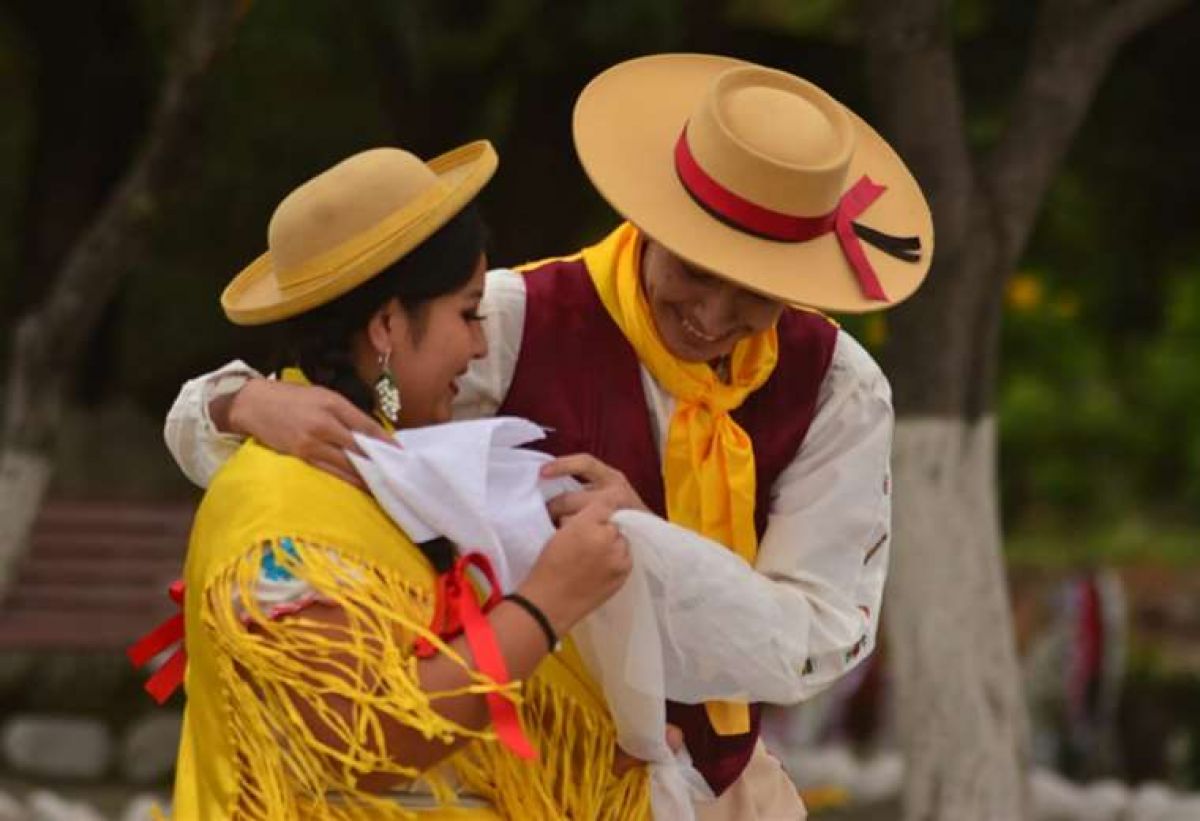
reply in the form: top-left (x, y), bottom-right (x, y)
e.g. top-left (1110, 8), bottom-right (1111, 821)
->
top-left (1004, 519), bottom-right (1200, 569)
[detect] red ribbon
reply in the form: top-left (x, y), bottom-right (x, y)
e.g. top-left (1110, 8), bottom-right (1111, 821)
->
top-left (130, 559), bottom-right (535, 759)
top-left (674, 129), bottom-right (890, 302)
top-left (415, 553), bottom-right (536, 760)
top-left (127, 579), bottom-right (187, 705)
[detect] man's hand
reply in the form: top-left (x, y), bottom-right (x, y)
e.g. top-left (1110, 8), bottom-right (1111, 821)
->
top-left (221, 378), bottom-right (391, 488)
top-left (541, 454), bottom-right (650, 523)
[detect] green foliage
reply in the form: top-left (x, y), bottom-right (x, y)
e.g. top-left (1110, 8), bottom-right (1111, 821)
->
top-left (998, 268), bottom-right (1138, 526)
top-left (1138, 269), bottom-right (1200, 512)
top-left (1005, 520), bottom-right (1200, 569)
top-left (727, 0), bottom-right (854, 39)
top-left (998, 256), bottom-right (1200, 535)
top-left (998, 2), bottom-right (1200, 543)
top-left (951, 0), bottom-right (995, 37)
top-left (998, 254), bottom-right (1200, 536)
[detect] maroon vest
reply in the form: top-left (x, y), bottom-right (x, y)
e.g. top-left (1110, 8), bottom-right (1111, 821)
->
top-left (499, 257), bottom-right (837, 794)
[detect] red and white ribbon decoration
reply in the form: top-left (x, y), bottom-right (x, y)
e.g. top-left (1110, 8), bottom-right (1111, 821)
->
top-left (674, 128), bottom-right (922, 302)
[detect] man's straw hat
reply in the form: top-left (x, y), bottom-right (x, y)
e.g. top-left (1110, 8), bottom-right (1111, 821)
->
top-left (573, 54), bottom-right (932, 313)
top-left (222, 141), bottom-right (497, 325)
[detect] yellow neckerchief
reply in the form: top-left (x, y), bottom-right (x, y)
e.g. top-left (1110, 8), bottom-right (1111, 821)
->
top-left (580, 222), bottom-right (778, 735)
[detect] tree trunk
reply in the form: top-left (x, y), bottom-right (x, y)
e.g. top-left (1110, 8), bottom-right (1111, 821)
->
top-left (3, 1), bottom-right (155, 405)
top-left (0, 449), bottom-right (53, 592)
top-left (0, 0), bottom-right (241, 592)
top-left (858, 1), bottom-right (1188, 818)
top-left (888, 417), bottom-right (1030, 818)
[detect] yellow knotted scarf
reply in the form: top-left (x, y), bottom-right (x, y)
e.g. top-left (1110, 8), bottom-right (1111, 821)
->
top-left (580, 223), bottom-right (778, 735)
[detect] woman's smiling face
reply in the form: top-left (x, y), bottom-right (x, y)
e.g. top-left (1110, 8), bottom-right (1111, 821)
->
top-left (368, 254), bottom-right (489, 427)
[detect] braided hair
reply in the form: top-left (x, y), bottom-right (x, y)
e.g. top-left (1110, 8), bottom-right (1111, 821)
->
top-left (278, 203), bottom-right (487, 415)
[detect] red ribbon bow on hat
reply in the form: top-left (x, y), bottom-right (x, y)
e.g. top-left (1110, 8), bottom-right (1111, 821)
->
top-left (674, 129), bottom-right (921, 302)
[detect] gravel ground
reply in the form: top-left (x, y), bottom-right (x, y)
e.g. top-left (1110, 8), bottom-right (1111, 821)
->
top-left (0, 777), bottom-right (166, 819)
top-left (0, 777), bottom-right (896, 820)
top-left (818, 802), bottom-right (900, 820)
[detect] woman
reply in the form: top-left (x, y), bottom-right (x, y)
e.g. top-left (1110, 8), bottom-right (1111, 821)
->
top-left (169, 142), bottom-right (648, 819)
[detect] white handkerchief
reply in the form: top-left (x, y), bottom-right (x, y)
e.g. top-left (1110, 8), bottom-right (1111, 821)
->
top-left (346, 416), bottom-right (815, 820)
top-left (348, 417), bottom-right (574, 592)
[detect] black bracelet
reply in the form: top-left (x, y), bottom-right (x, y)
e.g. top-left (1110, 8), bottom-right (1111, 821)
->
top-left (504, 593), bottom-right (559, 653)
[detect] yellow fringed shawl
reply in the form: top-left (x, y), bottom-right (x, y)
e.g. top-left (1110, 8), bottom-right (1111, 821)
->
top-left (172, 439), bottom-right (649, 819)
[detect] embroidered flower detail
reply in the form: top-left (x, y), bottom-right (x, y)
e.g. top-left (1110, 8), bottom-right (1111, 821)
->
top-left (844, 636), bottom-right (868, 663)
top-left (261, 537), bottom-right (301, 582)
top-left (864, 533), bottom-right (888, 565)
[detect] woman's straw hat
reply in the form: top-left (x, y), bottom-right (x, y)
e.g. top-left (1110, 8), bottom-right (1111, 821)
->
top-left (573, 54), bottom-right (932, 313)
top-left (222, 141), bottom-right (497, 325)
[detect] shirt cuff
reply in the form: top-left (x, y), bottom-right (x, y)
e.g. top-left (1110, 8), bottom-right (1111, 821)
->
top-left (199, 359), bottom-right (261, 442)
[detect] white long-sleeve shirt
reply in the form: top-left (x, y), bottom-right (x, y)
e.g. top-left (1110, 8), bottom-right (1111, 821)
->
top-left (164, 267), bottom-right (893, 699)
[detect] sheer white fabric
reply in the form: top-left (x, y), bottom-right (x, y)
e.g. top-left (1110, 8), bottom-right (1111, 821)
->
top-left (346, 417), bottom-right (832, 817)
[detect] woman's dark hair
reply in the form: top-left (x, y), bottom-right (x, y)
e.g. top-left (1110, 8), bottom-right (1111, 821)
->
top-left (278, 203), bottom-right (486, 413)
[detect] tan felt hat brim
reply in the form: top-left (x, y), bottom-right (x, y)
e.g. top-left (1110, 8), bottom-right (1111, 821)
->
top-left (573, 54), bottom-right (933, 313)
top-left (222, 141), bottom-right (497, 326)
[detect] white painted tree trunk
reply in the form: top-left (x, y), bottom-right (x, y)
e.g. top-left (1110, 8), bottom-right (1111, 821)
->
top-left (886, 417), bottom-right (1031, 821)
top-left (0, 448), bottom-right (52, 590)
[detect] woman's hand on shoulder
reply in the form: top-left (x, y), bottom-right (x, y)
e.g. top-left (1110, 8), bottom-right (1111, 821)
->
top-left (225, 378), bottom-right (390, 488)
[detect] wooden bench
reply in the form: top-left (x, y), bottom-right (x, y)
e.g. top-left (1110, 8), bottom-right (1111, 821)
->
top-left (0, 500), bottom-right (194, 651)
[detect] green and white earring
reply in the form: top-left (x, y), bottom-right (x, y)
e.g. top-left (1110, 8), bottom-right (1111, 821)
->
top-left (374, 350), bottom-right (402, 425)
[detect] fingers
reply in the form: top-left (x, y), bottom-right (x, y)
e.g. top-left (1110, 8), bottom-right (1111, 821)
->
top-left (329, 397), bottom-right (391, 442)
top-left (309, 457), bottom-right (366, 490)
top-left (540, 453), bottom-right (615, 483)
top-left (542, 455), bottom-right (649, 515)
top-left (549, 484), bottom-right (646, 523)
top-left (548, 490), bottom-right (619, 525)
top-left (546, 490), bottom-right (589, 523)
top-left (559, 501), bottom-right (626, 561)
top-left (611, 749), bottom-right (643, 778)
top-left (308, 415), bottom-right (363, 456)
top-left (576, 503), bottom-right (619, 533)
top-left (665, 723), bottom-right (685, 754)
top-left (314, 397), bottom-right (385, 457)
top-left (305, 442), bottom-right (364, 489)
top-left (611, 725), bottom-right (684, 777)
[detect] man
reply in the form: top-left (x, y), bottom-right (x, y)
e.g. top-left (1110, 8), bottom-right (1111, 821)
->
top-left (166, 54), bottom-right (931, 818)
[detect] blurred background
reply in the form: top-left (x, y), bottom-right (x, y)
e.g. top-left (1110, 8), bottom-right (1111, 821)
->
top-left (0, 0), bottom-right (1197, 819)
